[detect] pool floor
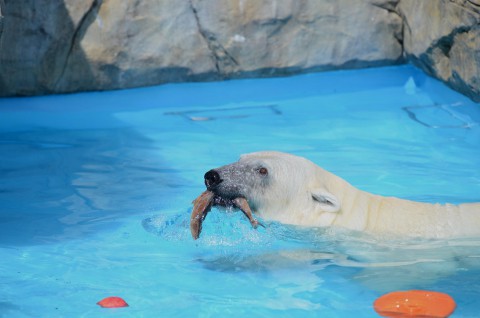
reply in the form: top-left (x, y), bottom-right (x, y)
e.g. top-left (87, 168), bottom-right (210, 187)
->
top-left (1, 65), bottom-right (480, 317)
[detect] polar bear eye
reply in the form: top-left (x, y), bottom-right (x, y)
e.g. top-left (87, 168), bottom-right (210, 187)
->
top-left (258, 167), bottom-right (268, 176)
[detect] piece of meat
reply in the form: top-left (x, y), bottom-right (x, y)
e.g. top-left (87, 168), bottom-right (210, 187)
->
top-left (232, 197), bottom-right (265, 229)
top-left (190, 190), bottom-right (214, 240)
top-left (190, 192), bottom-right (265, 240)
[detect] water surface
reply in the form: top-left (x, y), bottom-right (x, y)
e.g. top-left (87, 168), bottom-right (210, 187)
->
top-left (1, 65), bottom-right (479, 317)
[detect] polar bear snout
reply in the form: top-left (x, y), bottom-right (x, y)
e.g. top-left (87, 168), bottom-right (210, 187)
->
top-left (203, 163), bottom-right (252, 200)
top-left (204, 169), bottom-right (223, 190)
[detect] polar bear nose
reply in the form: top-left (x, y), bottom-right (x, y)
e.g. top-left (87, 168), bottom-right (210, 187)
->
top-left (204, 169), bottom-right (222, 190)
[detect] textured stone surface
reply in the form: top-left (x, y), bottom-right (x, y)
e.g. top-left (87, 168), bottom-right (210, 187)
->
top-left (55, 1), bottom-right (216, 93)
top-left (189, 0), bottom-right (403, 77)
top-left (0, 0), bottom-right (4, 37)
top-left (1, 0), bottom-right (479, 100)
top-left (0, 1), bottom-right (97, 95)
top-left (398, 0), bottom-right (480, 101)
top-left (0, 0), bottom-right (403, 96)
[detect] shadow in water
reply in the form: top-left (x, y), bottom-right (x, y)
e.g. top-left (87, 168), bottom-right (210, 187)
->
top-left (0, 127), bottom-right (182, 246)
top-left (0, 301), bottom-right (18, 318)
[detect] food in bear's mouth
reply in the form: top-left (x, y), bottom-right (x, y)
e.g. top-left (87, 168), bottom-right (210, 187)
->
top-left (190, 190), bottom-right (214, 240)
top-left (190, 190), bottom-right (264, 240)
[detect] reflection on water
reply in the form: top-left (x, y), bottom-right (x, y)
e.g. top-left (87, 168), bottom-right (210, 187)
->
top-left (0, 128), bottom-right (176, 245)
top-left (145, 208), bottom-right (480, 293)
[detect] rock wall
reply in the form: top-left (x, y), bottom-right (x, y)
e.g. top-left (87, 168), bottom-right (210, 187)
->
top-left (0, 0), bottom-right (479, 101)
top-left (0, 0), bottom-right (403, 96)
top-left (398, 0), bottom-right (480, 102)
top-left (0, 1), bottom-right (4, 37)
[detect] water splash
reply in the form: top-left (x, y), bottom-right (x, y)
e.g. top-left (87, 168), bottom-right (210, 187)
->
top-left (142, 207), bottom-right (275, 249)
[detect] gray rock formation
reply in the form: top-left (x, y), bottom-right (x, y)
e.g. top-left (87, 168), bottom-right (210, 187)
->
top-left (0, 0), bottom-right (403, 96)
top-left (0, 0), bottom-right (478, 101)
top-left (0, 1), bottom-right (4, 37)
top-left (189, 0), bottom-right (403, 76)
top-left (398, 0), bottom-right (480, 102)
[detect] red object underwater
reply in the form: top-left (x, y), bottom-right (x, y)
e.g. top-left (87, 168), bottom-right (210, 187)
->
top-left (97, 296), bottom-right (129, 308)
top-left (374, 290), bottom-right (456, 318)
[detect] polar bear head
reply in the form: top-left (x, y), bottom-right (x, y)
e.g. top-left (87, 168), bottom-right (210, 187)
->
top-left (204, 151), bottom-right (342, 225)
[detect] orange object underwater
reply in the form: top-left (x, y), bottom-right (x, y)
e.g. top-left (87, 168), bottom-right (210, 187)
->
top-left (97, 296), bottom-right (129, 308)
top-left (373, 290), bottom-right (456, 318)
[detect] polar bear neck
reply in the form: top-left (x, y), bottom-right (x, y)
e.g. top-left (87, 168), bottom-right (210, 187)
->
top-left (315, 167), bottom-right (480, 239)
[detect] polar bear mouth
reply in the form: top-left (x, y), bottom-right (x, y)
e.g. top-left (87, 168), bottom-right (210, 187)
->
top-left (190, 190), bottom-right (263, 240)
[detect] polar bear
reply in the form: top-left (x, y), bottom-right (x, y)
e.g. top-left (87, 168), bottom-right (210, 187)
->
top-left (199, 151), bottom-right (480, 239)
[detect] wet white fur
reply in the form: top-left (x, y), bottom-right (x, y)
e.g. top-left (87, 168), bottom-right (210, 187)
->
top-left (239, 151), bottom-right (480, 239)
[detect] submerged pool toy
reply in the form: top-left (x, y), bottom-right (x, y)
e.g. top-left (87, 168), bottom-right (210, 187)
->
top-left (374, 290), bottom-right (456, 318)
top-left (97, 296), bottom-right (129, 308)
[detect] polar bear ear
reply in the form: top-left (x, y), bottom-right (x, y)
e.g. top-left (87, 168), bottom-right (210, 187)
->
top-left (311, 188), bottom-right (341, 213)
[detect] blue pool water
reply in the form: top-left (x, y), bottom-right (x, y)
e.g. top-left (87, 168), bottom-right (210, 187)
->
top-left (1, 65), bottom-right (480, 317)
